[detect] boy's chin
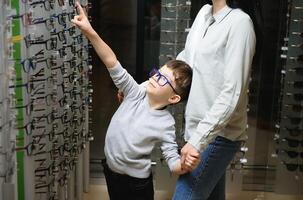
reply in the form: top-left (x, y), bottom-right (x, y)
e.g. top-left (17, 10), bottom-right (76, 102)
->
top-left (146, 87), bottom-right (156, 98)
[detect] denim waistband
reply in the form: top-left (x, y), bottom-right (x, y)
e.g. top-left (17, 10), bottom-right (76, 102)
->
top-left (215, 136), bottom-right (244, 145)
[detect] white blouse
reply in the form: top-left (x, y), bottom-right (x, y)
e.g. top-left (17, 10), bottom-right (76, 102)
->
top-left (177, 4), bottom-right (256, 151)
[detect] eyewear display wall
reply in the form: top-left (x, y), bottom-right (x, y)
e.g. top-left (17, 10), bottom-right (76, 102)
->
top-left (0, 0), bottom-right (92, 200)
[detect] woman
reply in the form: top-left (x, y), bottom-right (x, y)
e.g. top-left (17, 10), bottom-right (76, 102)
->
top-left (173, 0), bottom-right (258, 199)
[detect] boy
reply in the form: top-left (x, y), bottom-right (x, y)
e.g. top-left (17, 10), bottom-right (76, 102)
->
top-left (72, 2), bottom-right (198, 200)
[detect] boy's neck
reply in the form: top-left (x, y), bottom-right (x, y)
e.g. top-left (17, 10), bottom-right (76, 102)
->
top-left (147, 97), bottom-right (169, 110)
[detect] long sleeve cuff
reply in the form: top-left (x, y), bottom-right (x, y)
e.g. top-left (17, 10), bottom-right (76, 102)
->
top-left (107, 61), bottom-right (122, 76)
top-left (167, 158), bottom-right (180, 172)
top-left (187, 133), bottom-right (208, 152)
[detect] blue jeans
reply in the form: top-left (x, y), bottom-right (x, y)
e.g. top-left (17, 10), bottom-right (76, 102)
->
top-left (172, 136), bottom-right (242, 200)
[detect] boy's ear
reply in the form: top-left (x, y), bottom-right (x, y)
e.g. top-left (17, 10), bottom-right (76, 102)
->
top-left (168, 94), bottom-right (181, 104)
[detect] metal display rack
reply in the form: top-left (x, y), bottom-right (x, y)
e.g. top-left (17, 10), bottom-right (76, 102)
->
top-left (275, 0), bottom-right (303, 194)
top-left (1, 0), bottom-right (18, 199)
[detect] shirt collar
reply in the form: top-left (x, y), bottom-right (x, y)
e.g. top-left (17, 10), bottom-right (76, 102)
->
top-left (204, 5), bottom-right (233, 24)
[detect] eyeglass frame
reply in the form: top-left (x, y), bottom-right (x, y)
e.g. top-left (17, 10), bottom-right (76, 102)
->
top-left (148, 67), bottom-right (179, 95)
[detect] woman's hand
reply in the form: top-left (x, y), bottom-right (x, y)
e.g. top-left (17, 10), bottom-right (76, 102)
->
top-left (181, 143), bottom-right (200, 171)
top-left (71, 1), bottom-right (94, 37)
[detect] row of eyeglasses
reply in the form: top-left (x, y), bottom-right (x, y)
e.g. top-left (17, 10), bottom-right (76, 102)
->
top-left (276, 1), bottom-right (303, 175)
top-left (1, 0), bottom-right (93, 200)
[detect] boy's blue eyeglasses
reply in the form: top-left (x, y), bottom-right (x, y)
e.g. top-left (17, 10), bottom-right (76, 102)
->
top-left (149, 68), bottom-right (179, 95)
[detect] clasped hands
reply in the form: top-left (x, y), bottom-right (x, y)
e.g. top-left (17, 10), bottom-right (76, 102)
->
top-left (180, 143), bottom-right (200, 172)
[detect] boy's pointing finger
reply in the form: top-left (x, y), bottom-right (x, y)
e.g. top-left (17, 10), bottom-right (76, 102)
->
top-left (75, 1), bottom-right (85, 16)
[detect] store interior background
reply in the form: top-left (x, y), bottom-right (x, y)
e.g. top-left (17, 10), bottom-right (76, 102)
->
top-left (87, 0), bottom-right (303, 199)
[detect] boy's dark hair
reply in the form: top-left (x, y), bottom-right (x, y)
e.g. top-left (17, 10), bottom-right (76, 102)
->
top-left (165, 60), bottom-right (192, 101)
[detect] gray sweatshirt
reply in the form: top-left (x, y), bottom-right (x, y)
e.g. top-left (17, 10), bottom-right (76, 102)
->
top-left (104, 62), bottom-right (180, 178)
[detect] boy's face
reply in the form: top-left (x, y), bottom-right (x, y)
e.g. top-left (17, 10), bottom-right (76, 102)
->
top-left (146, 65), bottom-right (180, 105)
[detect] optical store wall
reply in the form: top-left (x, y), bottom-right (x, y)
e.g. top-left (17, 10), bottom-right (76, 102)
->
top-left (0, 0), bottom-right (93, 200)
top-left (2, 0), bottom-right (303, 200)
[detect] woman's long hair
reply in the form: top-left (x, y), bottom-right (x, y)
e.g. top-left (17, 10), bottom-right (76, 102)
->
top-left (226, 0), bottom-right (263, 55)
top-left (200, 0), bottom-right (263, 40)
top-left (226, 0), bottom-right (263, 29)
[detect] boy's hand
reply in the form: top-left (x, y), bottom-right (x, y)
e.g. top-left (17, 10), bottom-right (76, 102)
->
top-left (172, 161), bottom-right (188, 175)
top-left (117, 90), bottom-right (124, 103)
top-left (71, 1), bottom-right (94, 36)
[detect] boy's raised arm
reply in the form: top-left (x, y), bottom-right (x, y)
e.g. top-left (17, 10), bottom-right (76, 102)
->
top-left (71, 1), bottom-right (117, 69)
